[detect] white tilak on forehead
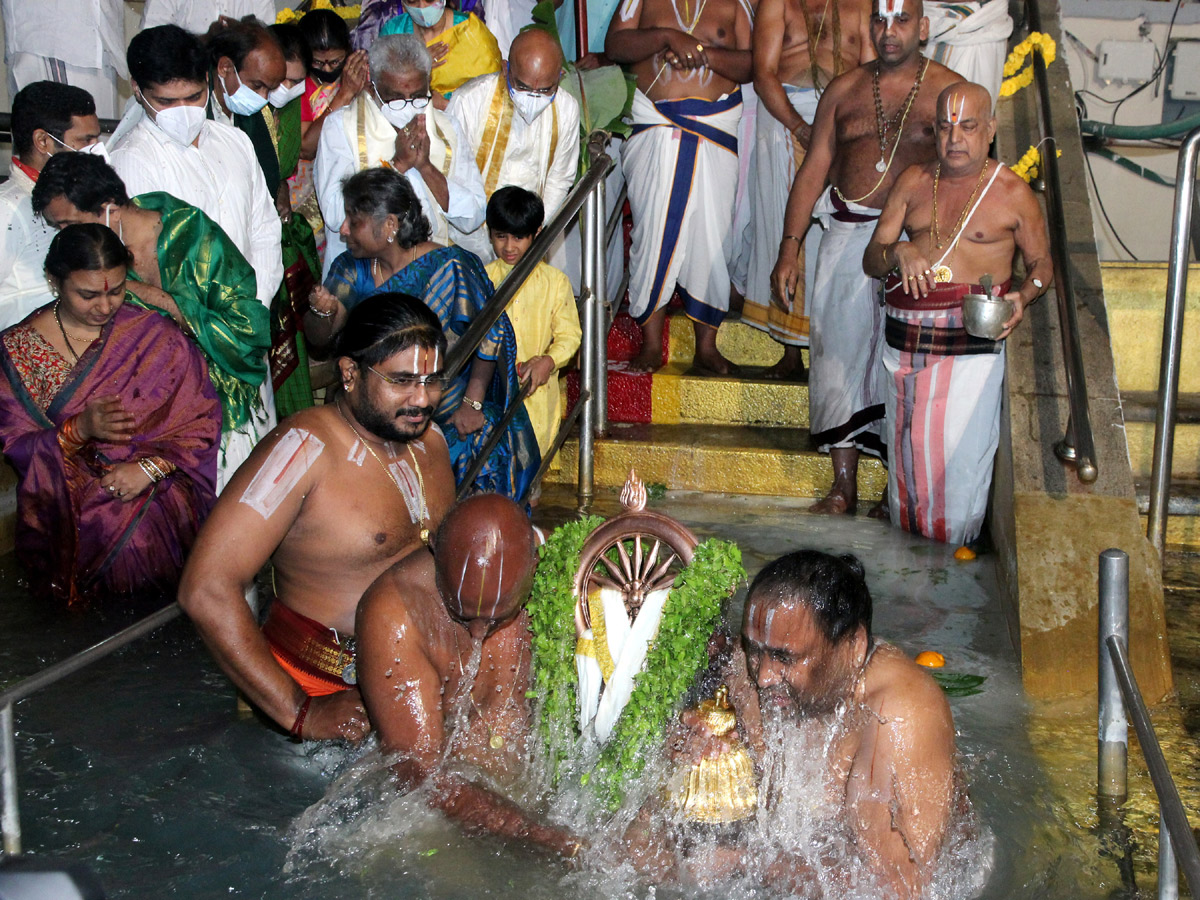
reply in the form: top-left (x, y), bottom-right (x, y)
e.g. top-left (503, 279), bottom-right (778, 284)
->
top-left (878, 0), bottom-right (903, 25)
top-left (945, 92), bottom-right (966, 124)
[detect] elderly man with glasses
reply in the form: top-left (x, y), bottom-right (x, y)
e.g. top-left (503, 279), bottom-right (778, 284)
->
top-left (445, 28), bottom-right (580, 263)
top-left (314, 33), bottom-right (485, 276)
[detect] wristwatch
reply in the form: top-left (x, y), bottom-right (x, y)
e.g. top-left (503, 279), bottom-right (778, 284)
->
top-left (462, 397), bottom-right (483, 411)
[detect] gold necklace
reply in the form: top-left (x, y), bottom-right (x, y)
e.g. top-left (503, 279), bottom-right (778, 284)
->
top-left (337, 397), bottom-right (432, 545)
top-left (929, 160), bottom-right (991, 283)
top-left (53, 301), bottom-right (99, 362)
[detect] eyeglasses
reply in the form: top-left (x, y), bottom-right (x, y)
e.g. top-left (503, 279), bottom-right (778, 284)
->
top-left (372, 82), bottom-right (431, 110)
top-left (507, 70), bottom-right (565, 97)
top-left (367, 366), bottom-right (446, 390)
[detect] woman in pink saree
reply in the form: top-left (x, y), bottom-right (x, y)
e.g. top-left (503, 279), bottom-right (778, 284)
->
top-left (0, 224), bottom-right (221, 606)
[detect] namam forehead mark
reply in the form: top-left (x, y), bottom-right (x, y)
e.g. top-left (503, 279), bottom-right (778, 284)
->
top-left (239, 428), bottom-right (325, 520)
top-left (473, 528), bottom-right (508, 619)
top-left (744, 594), bottom-right (804, 649)
top-left (942, 90), bottom-right (967, 124)
top-left (878, 0), bottom-right (904, 25)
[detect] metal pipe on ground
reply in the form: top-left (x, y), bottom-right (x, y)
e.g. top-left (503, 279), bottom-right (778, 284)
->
top-left (1098, 548), bottom-right (1129, 806)
top-left (1147, 127), bottom-right (1200, 554)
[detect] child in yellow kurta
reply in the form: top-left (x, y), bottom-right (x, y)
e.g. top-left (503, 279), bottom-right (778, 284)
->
top-left (484, 187), bottom-right (581, 456)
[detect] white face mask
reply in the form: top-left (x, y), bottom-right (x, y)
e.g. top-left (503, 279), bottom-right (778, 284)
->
top-left (140, 90), bottom-right (208, 146)
top-left (373, 84), bottom-right (428, 131)
top-left (222, 68), bottom-right (270, 117)
top-left (509, 88), bottom-right (554, 124)
top-left (47, 133), bottom-right (112, 163)
top-left (268, 81), bottom-right (306, 109)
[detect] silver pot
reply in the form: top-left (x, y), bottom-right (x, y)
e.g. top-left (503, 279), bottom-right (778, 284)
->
top-left (962, 294), bottom-right (1013, 341)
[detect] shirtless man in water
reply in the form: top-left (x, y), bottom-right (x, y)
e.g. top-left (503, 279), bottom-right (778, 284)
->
top-left (771, 0), bottom-right (961, 515)
top-left (863, 82), bottom-right (1051, 545)
top-left (355, 493), bottom-right (581, 857)
top-left (178, 293), bottom-right (456, 741)
top-left (606, 0), bottom-right (752, 375)
top-left (740, 550), bottom-right (957, 898)
top-left (745, 0), bottom-right (874, 380)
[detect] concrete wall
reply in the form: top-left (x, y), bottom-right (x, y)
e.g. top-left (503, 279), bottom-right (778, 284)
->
top-left (1062, 0), bottom-right (1200, 263)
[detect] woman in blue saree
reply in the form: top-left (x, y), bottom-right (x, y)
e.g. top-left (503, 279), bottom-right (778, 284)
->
top-left (306, 167), bottom-right (538, 502)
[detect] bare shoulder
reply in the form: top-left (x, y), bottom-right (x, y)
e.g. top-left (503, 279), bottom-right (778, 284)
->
top-left (923, 60), bottom-right (966, 92)
top-left (358, 549), bottom-right (427, 635)
top-left (892, 161), bottom-right (932, 196)
top-left (867, 644), bottom-right (954, 742)
top-left (992, 163), bottom-right (1041, 210)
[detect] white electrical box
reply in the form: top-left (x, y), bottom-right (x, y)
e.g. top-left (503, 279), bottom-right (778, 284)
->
top-left (1168, 40), bottom-right (1200, 100)
top-left (1096, 39), bottom-right (1158, 83)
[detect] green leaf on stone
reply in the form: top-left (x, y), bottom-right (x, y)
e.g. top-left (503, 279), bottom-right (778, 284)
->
top-left (932, 672), bottom-right (987, 697)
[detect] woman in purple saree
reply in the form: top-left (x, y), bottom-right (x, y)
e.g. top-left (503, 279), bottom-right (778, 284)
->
top-left (0, 224), bottom-right (221, 606)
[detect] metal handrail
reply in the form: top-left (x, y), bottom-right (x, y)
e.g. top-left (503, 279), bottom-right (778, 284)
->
top-left (1024, 0), bottom-right (1098, 484)
top-left (1146, 128), bottom-right (1200, 554)
top-left (455, 379), bottom-right (534, 500)
top-left (2, 602), bottom-right (182, 856)
top-left (1097, 549), bottom-right (1200, 899)
top-left (519, 389), bottom-right (590, 506)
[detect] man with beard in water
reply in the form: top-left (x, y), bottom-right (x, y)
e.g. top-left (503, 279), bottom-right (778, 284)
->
top-left (179, 293), bottom-right (455, 741)
top-left (737, 550), bottom-right (958, 897)
top-left (355, 492), bottom-right (584, 858)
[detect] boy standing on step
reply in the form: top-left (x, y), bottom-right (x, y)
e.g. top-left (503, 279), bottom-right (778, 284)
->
top-left (485, 186), bottom-right (582, 457)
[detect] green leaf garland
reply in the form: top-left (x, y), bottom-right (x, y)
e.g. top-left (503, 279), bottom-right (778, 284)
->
top-left (526, 521), bottom-right (745, 810)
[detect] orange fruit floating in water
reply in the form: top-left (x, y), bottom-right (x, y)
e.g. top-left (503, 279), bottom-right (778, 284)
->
top-left (954, 546), bottom-right (977, 561)
top-left (916, 651), bottom-right (946, 668)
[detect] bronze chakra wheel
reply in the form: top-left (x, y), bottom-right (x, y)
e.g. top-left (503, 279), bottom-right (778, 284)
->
top-left (572, 471), bottom-right (699, 637)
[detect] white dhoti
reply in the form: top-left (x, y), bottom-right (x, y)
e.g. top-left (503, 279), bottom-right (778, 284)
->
top-left (728, 82), bottom-right (757, 296)
top-left (807, 188), bottom-right (885, 458)
top-left (882, 280), bottom-right (1007, 545)
top-left (923, 0), bottom-right (1014, 107)
top-left (622, 89), bottom-right (743, 328)
top-left (575, 586), bottom-right (669, 744)
top-left (8, 53), bottom-right (120, 119)
top-left (742, 85), bottom-right (821, 346)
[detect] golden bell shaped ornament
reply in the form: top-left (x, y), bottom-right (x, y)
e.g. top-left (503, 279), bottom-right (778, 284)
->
top-left (671, 685), bottom-right (758, 824)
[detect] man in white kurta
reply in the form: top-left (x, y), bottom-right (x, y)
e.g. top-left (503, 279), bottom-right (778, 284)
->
top-left (0, 82), bottom-right (103, 329)
top-left (446, 28), bottom-right (581, 262)
top-left (110, 24), bottom-right (282, 488)
top-left (140, 0), bottom-right (276, 33)
top-left (315, 34), bottom-right (486, 277)
top-left (1, 0), bottom-right (128, 119)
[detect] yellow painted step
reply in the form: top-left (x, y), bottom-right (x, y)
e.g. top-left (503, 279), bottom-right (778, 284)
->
top-left (665, 313), bottom-right (797, 368)
top-left (648, 367), bottom-right (809, 427)
top-left (1103, 262), bottom-right (1200, 394)
top-left (544, 423), bottom-right (885, 500)
top-left (1123, 421), bottom-right (1200, 479)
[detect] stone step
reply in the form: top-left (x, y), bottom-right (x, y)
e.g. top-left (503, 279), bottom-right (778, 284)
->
top-left (543, 423), bottom-right (885, 500)
top-left (1135, 475), bottom-right (1200, 550)
top-left (668, 314), bottom-right (799, 368)
top-left (1122, 419), bottom-right (1200, 479)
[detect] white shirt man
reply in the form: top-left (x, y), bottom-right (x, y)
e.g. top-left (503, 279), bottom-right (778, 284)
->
top-left (1, 0), bottom-right (128, 119)
top-left (0, 166), bottom-right (56, 328)
top-left (447, 68), bottom-right (580, 261)
top-left (110, 112), bottom-right (284, 305)
top-left (141, 0), bottom-right (276, 33)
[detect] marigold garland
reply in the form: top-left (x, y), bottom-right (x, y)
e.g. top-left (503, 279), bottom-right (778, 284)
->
top-left (1010, 144), bottom-right (1063, 182)
top-left (1000, 32), bottom-right (1056, 98)
top-left (276, 1), bottom-right (361, 24)
top-left (525, 518), bottom-right (745, 810)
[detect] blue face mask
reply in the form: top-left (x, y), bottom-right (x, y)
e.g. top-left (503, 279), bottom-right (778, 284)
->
top-left (222, 68), bottom-right (269, 117)
top-left (406, 0), bottom-right (446, 28)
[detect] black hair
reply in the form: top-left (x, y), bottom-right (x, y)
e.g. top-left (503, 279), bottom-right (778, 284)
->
top-left (342, 167), bottom-right (432, 249)
top-left (128, 25), bottom-right (210, 89)
top-left (270, 23), bottom-right (313, 72)
top-left (486, 186), bottom-right (544, 238)
top-left (298, 9), bottom-right (351, 53)
top-left (32, 153), bottom-right (129, 218)
top-left (746, 550), bottom-right (873, 646)
top-left (205, 16), bottom-right (281, 71)
top-left (11, 82), bottom-right (96, 157)
top-left (44, 223), bottom-right (134, 283)
top-left (334, 292), bottom-right (447, 369)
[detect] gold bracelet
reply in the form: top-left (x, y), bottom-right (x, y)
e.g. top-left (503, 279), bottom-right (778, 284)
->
top-left (308, 306), bottom-right (335, 319)
top-left (781, 234), bottom-right (803, 245)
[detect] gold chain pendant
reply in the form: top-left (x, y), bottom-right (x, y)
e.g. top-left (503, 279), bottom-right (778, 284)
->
top-left (932, 265), bottom-right (953, 284)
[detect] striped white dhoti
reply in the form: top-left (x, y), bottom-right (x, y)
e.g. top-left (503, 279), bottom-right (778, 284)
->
top-left (808, 187), bottom-right (886, 458)
top-left (882, 279), bottom-right (1009, 545)
top-left (622, 88), bottom-right (743, 328)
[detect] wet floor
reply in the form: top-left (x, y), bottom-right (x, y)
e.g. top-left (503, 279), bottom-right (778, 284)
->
top-left (0, 486), bottom-right (1194, 897)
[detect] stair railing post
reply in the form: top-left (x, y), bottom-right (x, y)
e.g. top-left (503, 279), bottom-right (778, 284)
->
top-left (1, 701), bottom-right (20, 856)
top-left (1148, 127), bottom-right (1200, 553)
top-left (1159, 811), bottom-right (1180, 900)
top-left (592, 171), bottom-right (609, 437)
top-left (1098, 548), bottom-right (1129, 809)
top-left (577, 180), bottom-right (599, 508)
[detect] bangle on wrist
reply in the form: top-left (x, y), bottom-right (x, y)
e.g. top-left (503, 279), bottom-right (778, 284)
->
top-left (57, 416), bottom-right (86, 455)
top-left (309, 305), bottom-right (335, 319)
top-left (290, 695), bottom-right (312, 740)
top-left (462, 396), bottom-right (483, 412)
top-left (781, 234), bottom-right (803, 246)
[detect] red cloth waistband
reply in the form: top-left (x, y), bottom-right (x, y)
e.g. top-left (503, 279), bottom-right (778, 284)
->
top-left (883, 278), bottom-right (1012, 311)
top-left (262, 601), bottom-right (355, 696)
